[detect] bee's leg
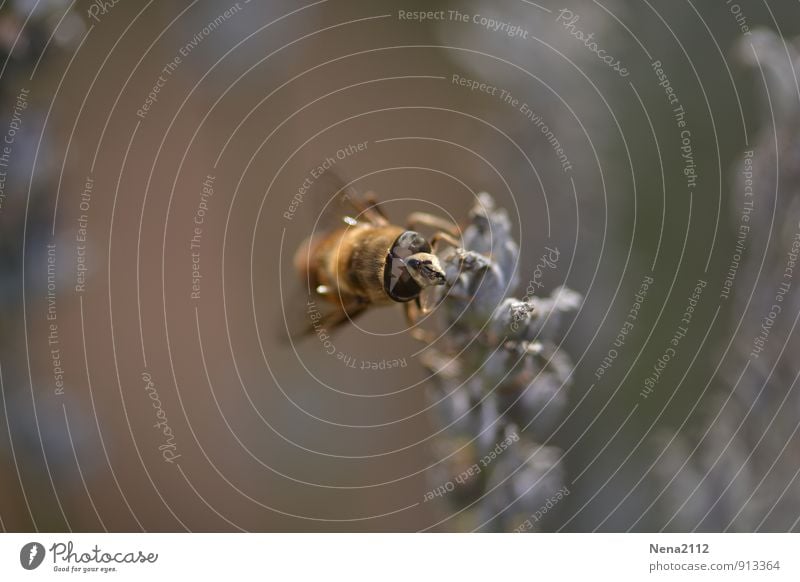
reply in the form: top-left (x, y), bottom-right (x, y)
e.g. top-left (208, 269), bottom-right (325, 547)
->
top-left (430, 231), bottom-right (461, 252)
top-left (407, 212), bottom-right (460, 237)
top-left (405, 299), bottom-right (435, 343)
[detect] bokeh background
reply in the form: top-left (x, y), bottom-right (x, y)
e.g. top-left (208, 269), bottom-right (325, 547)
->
top-left (1, 0), bottom-right (799, 531)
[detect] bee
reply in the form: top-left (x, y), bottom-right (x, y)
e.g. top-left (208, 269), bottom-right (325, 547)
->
top-left (292, 186), bottom-right (461, 336)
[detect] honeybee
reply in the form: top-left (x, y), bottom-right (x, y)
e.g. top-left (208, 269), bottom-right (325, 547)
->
top-left (293, 186), bottom-right (461, 336)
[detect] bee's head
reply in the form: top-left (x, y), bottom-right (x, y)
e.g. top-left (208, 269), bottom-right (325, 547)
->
top-left (405, 252), bottom-right (447, 288)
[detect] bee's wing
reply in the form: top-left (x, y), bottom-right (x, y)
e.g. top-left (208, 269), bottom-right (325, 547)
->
top-left (303, 169), bottom-right (388, 236)
top-left (288, 299), bottom-right (371, 342)
top-left (279, 291), bottom-right (370, 342)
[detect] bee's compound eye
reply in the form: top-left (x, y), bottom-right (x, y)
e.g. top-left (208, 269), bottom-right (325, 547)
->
top-left (393, 231), bottom-right (432, 256)
top-left (384, 231), bottom-right (432, 302)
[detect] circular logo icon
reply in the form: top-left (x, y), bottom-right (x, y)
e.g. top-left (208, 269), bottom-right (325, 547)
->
top-left (20, 542), bottom-right (45, 570)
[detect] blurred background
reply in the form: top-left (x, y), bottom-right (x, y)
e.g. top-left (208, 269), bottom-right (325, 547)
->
top-left (1, 0), bottom-right (799, 532)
